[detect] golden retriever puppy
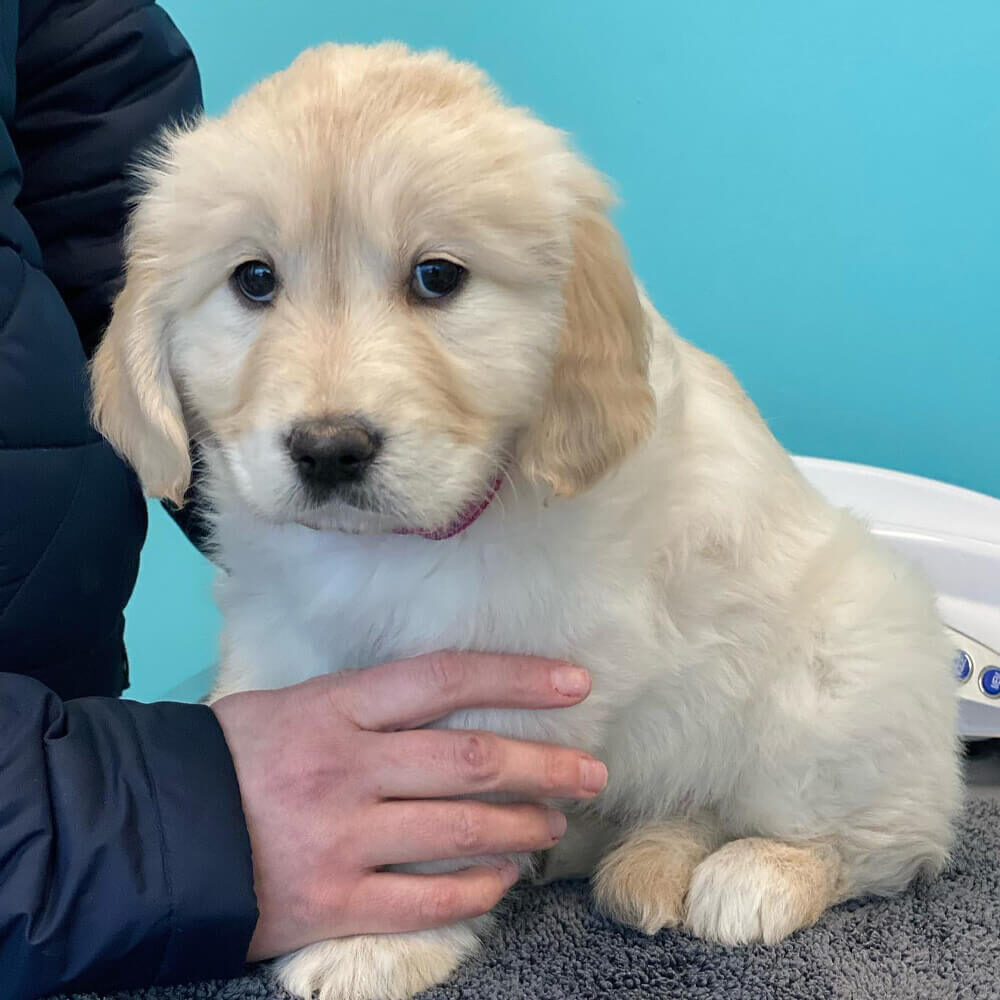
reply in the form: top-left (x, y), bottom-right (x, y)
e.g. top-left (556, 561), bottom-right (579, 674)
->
top-left (92, 43), bottom-right (961, 1000)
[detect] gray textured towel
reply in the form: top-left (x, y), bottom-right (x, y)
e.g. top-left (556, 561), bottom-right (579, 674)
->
top-left (58, 796), bottom-right (1000, 1000)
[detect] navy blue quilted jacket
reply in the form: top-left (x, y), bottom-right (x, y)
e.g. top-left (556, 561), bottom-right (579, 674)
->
top-left (0, 3), bottom-right (257, 996)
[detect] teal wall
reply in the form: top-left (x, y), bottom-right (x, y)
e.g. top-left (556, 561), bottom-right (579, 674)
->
top-left (127, 0), bottom-right (1000, 701)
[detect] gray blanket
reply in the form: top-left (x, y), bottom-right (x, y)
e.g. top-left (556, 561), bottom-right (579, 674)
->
top-left (60, 794), bottom-right (1000, 1000)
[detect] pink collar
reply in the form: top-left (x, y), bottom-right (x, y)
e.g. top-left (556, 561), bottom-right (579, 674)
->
top-left (396, 474), bottom-right (504, 541)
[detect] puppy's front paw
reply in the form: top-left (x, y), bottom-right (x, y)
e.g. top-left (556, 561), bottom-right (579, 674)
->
top-left (684, 837), bottom-right (840, 946)
top-left (273, 923), bottom-right (482, 1000)
top-left (592, 819), bottom-right (717, 935)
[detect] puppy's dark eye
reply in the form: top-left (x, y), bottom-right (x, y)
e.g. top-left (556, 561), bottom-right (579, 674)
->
top-left (232, 260), bottom-right (277, 304)
top-left (411, 259), bottom-right (466, 300)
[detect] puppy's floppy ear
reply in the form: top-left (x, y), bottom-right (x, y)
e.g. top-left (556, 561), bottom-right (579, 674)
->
top-left (517, 175), bottom-right (656, 497)
top-left (91, 250), bottom-right (191, 506)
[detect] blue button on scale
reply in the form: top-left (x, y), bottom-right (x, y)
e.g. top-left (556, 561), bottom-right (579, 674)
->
top-left (954, 650), bottom-right (973, 682)
top-left (979, 667), bottom-right (1000, 699)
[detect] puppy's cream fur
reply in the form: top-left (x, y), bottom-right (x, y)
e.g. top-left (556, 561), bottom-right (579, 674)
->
top-left (92, 43), bottom-right (961, 1000)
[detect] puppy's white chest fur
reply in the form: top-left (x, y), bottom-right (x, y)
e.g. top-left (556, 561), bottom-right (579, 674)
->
top-left (212, 438), bottom-right (668, 779)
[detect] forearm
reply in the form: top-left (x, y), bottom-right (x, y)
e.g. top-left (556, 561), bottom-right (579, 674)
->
top-left (0, 673), bottom-right (257, 999)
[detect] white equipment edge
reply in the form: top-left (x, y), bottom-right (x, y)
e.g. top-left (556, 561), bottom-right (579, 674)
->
top-left (793, 456), bottom-right (1000, 738)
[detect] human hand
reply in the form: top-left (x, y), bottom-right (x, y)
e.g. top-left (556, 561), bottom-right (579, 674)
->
top-left (210, 652), bottom-right (607, 961)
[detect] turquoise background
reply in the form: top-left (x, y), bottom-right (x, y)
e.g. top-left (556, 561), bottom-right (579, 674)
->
top-left (125, 0), bottom-right (1000, 702)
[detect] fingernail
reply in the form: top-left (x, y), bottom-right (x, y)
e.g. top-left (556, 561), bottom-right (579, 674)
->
top-left (580, 757), bottom-right (608, 794)
top-left (552, 664), bottom-right (590, 697)
top-left (548, 809), bottom-right (568, 839)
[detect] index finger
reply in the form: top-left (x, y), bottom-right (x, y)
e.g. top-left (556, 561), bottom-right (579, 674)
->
top-left (341, 651), bottom-right (591, 731)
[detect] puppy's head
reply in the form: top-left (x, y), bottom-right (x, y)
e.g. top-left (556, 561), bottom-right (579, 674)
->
top-left (92, 43), bottom-right (655, 533)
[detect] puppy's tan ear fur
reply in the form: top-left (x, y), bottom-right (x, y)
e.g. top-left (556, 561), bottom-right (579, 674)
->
top-left (91, 261), bottom-right (191, 505)
top-left (517, 187), bottom-right (656, 497)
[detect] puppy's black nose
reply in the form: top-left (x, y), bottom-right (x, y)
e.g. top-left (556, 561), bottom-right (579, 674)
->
top-left (288, 417), bottom-right (380, 495)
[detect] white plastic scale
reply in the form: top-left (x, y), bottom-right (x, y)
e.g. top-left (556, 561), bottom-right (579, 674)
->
top-left (794, 457), bottom-right (1000, 739)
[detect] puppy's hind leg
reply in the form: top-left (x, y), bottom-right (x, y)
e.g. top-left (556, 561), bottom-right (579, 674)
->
top-left (592, 816), bottom-right (722, 935)
top-left (685, 837), bottom-right (841, 945)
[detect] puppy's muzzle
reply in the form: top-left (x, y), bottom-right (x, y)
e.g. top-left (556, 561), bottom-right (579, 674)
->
top-left (287, 416), bottom-right (381, 501)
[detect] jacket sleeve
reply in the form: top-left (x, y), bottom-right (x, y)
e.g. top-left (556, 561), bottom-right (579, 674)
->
top-left (0, 674), bottom-right (259, 999)
top-left (12, 0), bottom-right (203, 358)
top-left (11, 0), bottom-right (213, 556)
